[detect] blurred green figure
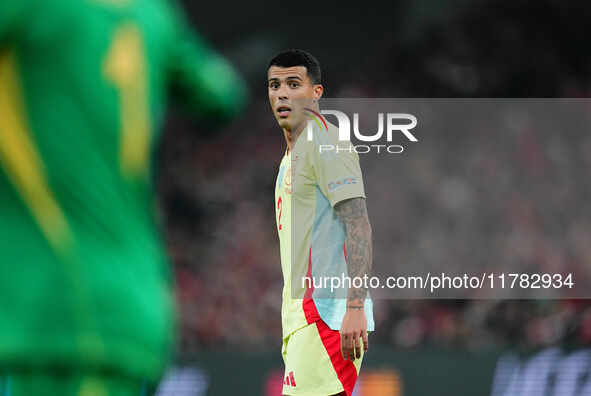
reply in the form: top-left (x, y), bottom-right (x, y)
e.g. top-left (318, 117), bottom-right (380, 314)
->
top-left (0, 0), bottom-right (247, 394)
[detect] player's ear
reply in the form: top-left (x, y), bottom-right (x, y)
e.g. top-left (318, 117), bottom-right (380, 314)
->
top-left (313, 84), bottom-right (324, 100)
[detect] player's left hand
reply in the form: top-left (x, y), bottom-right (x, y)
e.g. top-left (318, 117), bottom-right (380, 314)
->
top-left (340, 306), bottom-right (369, 361)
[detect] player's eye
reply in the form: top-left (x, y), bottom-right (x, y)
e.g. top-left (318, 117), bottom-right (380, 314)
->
top-left (269, 81), bottom-right (279, 89)
top-left (289, 81), bottom-right (300, 88)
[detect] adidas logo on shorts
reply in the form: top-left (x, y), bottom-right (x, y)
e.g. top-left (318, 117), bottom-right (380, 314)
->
top-left (283, 371), bottom-right (297, 387)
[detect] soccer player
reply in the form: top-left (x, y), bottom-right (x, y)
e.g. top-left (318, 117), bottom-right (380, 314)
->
top-left (0, 0), bottom-right (246, 395)
top-left (269, 49), bottom-right (374, 396)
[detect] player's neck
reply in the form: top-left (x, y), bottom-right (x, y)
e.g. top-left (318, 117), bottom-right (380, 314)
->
top-left (283, 121), bottom-right (307, 155)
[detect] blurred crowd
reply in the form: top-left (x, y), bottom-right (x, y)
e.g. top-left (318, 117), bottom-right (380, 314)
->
top-left (159, 0), bottom-right (591, 354)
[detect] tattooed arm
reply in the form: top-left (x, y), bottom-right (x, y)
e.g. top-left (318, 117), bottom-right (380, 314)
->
top-left (335, 197), bottom-right (373, 304)
top-left (334, 197), bottom-right (372, 360)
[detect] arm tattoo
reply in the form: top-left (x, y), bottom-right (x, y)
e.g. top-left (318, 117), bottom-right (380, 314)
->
top-left (334, 197), bottom-right (373, 304)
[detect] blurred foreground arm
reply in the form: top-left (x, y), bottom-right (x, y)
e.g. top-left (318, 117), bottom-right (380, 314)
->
top-left (166, 0), bottom-right (248, 122)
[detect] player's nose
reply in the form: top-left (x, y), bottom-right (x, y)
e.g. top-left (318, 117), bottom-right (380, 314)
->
top-left (277, 84), bottom-right (289, 100)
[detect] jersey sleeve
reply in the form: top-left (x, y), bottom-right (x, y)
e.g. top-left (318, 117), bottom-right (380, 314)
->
top-left (165, 0), bottom-right (247, 121)
top-left (309, 132), bottom-right (366, 207)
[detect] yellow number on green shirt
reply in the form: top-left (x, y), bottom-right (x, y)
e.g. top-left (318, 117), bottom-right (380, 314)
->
top-left (103, 23), bottom-right (151, 178)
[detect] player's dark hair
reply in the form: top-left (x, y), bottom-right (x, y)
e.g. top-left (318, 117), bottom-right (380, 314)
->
top-left (268, 49), bottom-right (322, 84)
